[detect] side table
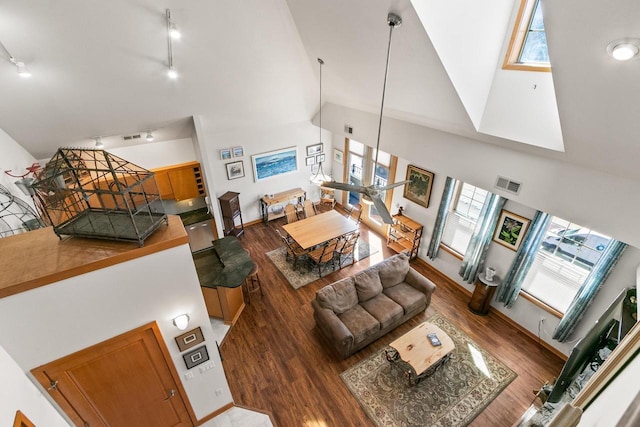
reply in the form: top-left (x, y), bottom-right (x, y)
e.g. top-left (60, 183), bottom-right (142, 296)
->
top-left (468, 273), bottom-right (500, 315)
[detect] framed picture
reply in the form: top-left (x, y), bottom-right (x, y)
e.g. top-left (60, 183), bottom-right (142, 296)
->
top-left (251, 146), bottom-right (298, 181)
top-left (316, 154), bottom-right (325, 163)
top-left (220, 149), bottom-right (232, 160)
top-left (305, 156), bottom-right (316, 166)
top-left (306, 143), bottom-right (323, 156)
top-left (403, 165), bottom-right (435, 208)
top-left (232, 146), bottom-right (244, 157)
top-left (493, 210), bottom-right (531, 251)
top-left (175, 327), bottom-right (205, 352)
top-left (182, 345), bottom-right (209, 369)
top-left (226, 161), bottom-right (245, 180)
top-left (334, 149), bottom-right (343, 164)
top-left (311, 164), bottom-right (319, 173)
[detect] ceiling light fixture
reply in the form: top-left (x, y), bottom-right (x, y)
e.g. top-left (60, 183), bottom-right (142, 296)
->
top-left (166, 9), bottom-right (179, 78)
top-left (172, 314), bottom-right (190, 330)
top-left (607, 39), bottom-right (640, 61)
top-left (310, 57), bottom-right (333, 186)
top-left (146, 131), bottom-right (154, 142)
top-left (0, 40), bottom-right (31, 78)
top-left (94, 137), bottom-right (104, 149)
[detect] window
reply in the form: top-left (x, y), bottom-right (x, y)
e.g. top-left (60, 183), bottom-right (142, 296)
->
top-left (503, 0), bottom-right (550, 72)
top-left (441, 182), bottom-right (489, 254)
top-left (520, 217), bottom-right (612, 314)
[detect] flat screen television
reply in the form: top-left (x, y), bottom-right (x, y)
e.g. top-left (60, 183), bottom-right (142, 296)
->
top-left (546, 288), bottom-right (629, 403)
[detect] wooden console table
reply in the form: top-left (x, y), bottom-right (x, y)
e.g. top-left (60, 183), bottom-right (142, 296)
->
top-left (259, 187), bottom-right (306, 223)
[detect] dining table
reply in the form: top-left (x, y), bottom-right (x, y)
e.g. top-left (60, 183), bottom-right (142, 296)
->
top-left (282, 209), bottom-right (359, 250)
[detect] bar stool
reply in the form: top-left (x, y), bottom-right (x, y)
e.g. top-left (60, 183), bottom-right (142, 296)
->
top-left (243, 263), bottom-right (263, 303)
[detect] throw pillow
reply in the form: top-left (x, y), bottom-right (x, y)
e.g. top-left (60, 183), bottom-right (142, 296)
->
top-left (378, 253), bottom-right (410, 288)
top-left (316, 277), bottom-right (358, 314)
top-left (354, 268), bottom-right (383, 302)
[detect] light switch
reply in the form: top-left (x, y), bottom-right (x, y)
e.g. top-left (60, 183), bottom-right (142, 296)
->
top-left (184, 371), bottom-right (194, 380)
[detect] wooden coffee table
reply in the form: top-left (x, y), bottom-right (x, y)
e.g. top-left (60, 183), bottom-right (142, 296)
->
top-left (385, 322), bottom-right (455, 385)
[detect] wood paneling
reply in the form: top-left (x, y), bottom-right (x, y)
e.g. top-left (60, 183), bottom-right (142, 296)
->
top-left (221, 216), bottom-right (565, 427)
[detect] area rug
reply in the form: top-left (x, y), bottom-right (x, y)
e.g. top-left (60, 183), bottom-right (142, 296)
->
top-left (266, 240), bottom-right (379, 290)
top-left (340, 313), bottom-right (517, 427)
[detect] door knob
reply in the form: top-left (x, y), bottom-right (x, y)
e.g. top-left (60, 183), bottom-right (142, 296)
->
top-left (164, 389), bottom-right (176, 401)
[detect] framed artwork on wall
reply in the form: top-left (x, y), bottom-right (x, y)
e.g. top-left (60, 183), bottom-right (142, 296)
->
top-left (315, 154), bottom-right (325, 163)
top-left (182, 345), bottom-right (210, 369)
top-left (174, 327), bottom-right (205, 352)
top-left (251, 146), bottom-right (298, 181)
top-left (306, 143), bottom-right (323, 156)
top-left (220, 149), bottom-right (232, 160)
top-left (305, 156), bottom-right (316, 166)
top-left (492, 210), bottom-right (531, 251)
top-left (334, 149), bottom-right (343, 164)
top-left (232, 146), bottom-right (244, 157)
top-left (403, 165), bottom-right (435, 208)
top-left (225, 161), bottom-right (245, 180)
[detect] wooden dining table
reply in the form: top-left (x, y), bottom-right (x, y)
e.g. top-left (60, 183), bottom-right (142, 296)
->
top-left (282, 210), bottom-right (358, 250)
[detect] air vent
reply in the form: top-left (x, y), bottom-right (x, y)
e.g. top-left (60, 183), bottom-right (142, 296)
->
top-left (344, 125), bottom-right (353, 134)
top-left (123, 134), bottom-right (141, 141)
top-left (495, 176), bottom-right (522, 194)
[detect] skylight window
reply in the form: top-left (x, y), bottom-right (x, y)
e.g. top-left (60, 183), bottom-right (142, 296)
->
top-left (503, 0), bottom-right (550, 72)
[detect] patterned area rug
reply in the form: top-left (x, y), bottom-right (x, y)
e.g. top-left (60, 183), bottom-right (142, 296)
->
top-left (341, 313), bottom-right (517, 427)
top-left (266, 240), bottom-right (378, 290)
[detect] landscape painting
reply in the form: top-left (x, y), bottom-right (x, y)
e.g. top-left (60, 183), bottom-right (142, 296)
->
top-left (251, 147), bottom-right (298, 181)
top-left (403, 165), bottom-right (434, 208)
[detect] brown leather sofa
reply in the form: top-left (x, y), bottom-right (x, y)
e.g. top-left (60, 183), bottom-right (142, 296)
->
top-left (311, 253), bottom-right (436, 358)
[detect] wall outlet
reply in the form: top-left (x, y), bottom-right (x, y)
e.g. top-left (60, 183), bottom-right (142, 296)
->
top-left (215, 388), bottom-right (223, 396)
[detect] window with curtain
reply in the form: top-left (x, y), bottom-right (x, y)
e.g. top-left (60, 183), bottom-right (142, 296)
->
top-left (441, 182), bottom-right (489, 255)
top-left (521, 216), bottom-right (613, 314)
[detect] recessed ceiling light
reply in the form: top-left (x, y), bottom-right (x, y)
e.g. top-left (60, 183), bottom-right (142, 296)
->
top-left (607, 39), bottom-right (640, 61)
top-left (167, 67), bottom-right (178, 79)
top-left (146, 131), bottom-right (154, 142)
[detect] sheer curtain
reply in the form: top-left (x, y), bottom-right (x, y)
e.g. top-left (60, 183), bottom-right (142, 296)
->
top-left (458, 193), bottom-right (506, 283)
top-left (496, 211), bottom-right (551, 308)
top-left (427, 176), bottom-right (456, 260)
top-left (552, 240), bottom-right (627, 342)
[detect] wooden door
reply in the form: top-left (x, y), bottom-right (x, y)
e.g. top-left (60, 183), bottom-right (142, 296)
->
top-left (32, 322), bottom-right (194, 427)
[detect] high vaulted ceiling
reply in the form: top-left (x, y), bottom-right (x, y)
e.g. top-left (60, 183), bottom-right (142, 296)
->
top-left (1, 0), bottom-right (640, 180)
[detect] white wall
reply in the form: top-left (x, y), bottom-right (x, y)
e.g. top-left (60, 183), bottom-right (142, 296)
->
top-left (0, 344), bottom-right (70, 427)
top-left (107, 137), bottom-right (197, 169)
top-left (0, 127), bottom-right (38, 206)
top-left (0, 244), bottom-right (232, 422)
top-left (195, 119), bottom-right (332, 235)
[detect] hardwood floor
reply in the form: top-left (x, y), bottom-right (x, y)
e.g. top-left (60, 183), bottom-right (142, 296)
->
top-left (220, 215), bottom-right (565, 427)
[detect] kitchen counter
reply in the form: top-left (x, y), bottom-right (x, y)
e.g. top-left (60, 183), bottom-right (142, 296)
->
top-left (178, 207), bottom-right (212, 226)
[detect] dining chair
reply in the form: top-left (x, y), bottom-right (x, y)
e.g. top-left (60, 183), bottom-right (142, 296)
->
top-left (335, 231), bottom-right (360, 269)
top-left (303, 199), bottom-right (317, 218)
top-left (347, 203), bottom-right (362, 224)
top-left (275, 229), bottom-right (309, 271)
top-left (284, 204), bottom-right (298, 223)
top-left (308, 238), bottom-right (339, 277)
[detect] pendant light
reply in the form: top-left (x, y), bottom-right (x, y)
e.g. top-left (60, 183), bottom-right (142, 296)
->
top-left (310, 57), bottom-right (333, 185)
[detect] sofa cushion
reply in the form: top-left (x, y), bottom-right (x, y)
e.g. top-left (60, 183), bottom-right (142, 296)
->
top-left (360, 294), bottom-right (404, 330)
top-left (316, 277), bottom-right (358, 314)
top-left (338, 305), bottom-right (380, 344)
top-left (377, 253), bottom-right (411, 288)
top-left (354, 268), bottom-right (383, 302)
top-left (383, 282), bottom-right (427, 314)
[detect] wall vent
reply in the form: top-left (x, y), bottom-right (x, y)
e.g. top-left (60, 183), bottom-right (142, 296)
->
top-left (495, 176), bottom-right (522, 194)
top-left (123, 134), bottom-right (141, 141)
top-left (344, 124), bottom-right (353, 134)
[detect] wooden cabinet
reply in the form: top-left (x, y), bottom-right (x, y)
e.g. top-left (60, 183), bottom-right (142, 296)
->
top-left (218, 191), bottom-right (244, 237)
top-left (150, 161), bottom-right (206, 201)
top-left (468, 273), bottom-right (500, 315)
top-left (387, 214), bottom-right (423, 260)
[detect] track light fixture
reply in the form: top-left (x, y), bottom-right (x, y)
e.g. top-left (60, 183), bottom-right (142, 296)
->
top-left (94, 137), bottom-right (104, 149)
top-left (166, 9), bottom-right (179, 79)
top-left (146, 131), bottom-right (154, 142)
top-left (0, 40), bottom-right (31, 78)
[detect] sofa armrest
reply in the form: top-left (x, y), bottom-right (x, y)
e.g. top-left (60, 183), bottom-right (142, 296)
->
top-left (405, 267), bottom-right (436, 297)
top-left (312, 299), bottom-right (354, 357)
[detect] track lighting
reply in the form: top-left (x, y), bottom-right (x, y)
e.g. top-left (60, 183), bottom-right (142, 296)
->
top-left (166, 9), bottom-right (179, 79)
top-left (146, 131), bottom-right (154, 142)
top-left (94, 137), bottom-right (104, 149)
top-left (0, 40), bottom-right (31, 78)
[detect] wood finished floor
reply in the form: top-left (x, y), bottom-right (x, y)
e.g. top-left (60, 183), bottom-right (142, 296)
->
top-left (220, 215), bottom-right (565, 427)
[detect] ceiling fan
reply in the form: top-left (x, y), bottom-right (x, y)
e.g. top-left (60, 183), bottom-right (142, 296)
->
top-left (321, 12), bottom-right (410, 225)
